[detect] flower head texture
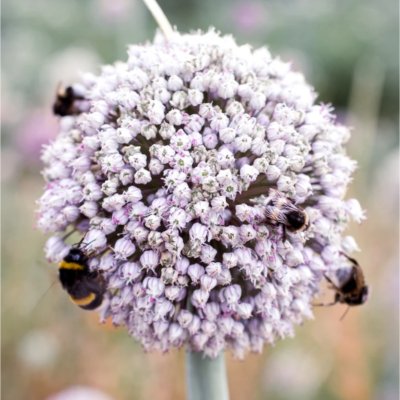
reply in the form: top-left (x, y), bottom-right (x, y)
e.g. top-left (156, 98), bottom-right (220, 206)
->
top-left (37, 30), bottom-right (364, 359)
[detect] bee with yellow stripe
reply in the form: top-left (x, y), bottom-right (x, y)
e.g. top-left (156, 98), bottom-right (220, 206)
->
top-left (59, 248), bottom-right (105, 310)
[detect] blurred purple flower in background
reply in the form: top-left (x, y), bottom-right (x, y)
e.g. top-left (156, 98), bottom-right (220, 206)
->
top-left (16, 109), bottom-right (58, 165)
top-left (231, 1), bottom-right (267, 33)
top-left (98, 0), bottom-right (136, 24)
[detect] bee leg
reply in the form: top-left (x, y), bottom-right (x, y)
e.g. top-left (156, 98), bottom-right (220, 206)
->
top-left (324, 274), bottom-right (341, 292)
top-left (339, 306), bottom-right (351, 321)
top-left (339, 251), bottom-right (359, 266)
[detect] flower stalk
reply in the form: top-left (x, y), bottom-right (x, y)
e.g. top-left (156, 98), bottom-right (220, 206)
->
top-left (142, 0), bottom-right (174, 40)
top-left (186, 351), bottom-right (229, 400)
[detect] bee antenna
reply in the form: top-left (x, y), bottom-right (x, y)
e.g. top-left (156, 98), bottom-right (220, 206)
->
top-left (79, 239), bottom-right (96, 249)
top-left (71, 235), bottom-right (86, 247)
top-left (340, 306), bottom-right (351, 321)
top-left (61, 230), bottom-right (76, 241)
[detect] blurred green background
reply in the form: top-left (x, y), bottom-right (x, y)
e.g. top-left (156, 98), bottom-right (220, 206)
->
top-left (1, 0), bottom-right (399, 399)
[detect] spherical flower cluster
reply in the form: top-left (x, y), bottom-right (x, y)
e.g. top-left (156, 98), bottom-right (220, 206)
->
top-left (38, 30), bottom-right (364, 359)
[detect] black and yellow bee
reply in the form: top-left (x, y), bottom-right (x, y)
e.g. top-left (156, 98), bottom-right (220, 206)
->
top-left (59, 248), bottom-right (105, 310)
top-left (53, 84), bottom-right (84, 117)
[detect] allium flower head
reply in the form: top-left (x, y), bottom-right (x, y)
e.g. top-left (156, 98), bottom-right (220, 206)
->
top-left (37, 30), bottom-right (364, 359)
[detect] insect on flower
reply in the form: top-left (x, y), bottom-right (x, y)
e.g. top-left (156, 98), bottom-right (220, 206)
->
top-left (253, 189), bottom-right (310, 238)
top-left (53, 84), bottom-right (84, 117)
top-left (58, 246), bottom-right (106, 310)
top-left (314, 254), bottom-right (368, 320)
top-left (324, 254), bottom-right (369, 307)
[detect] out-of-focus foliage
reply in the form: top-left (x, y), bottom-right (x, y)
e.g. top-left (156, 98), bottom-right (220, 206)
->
top-left (1, 0), bottom-right (398, 399)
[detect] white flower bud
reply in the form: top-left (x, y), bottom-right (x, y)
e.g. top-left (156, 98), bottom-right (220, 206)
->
top-left (345, 199), bottom-right (365, 222)
top-left (205, 262), bottom-right (222, 278)
top-left (200, 275), bottom-right (218, 292)
top-left (84, 229), bottom-right (107, 252)
top-left (140, 250), bottom-right (160, 271)
top-left (45, 236), bottom-right (70, 263)
top-left (178, 310), bottom-right (194, 328)
top-left (121, 262), bottom-right (142, 283)
top-left (189, 223), bottom-right (208, 243)
top-left (134, 168), bottom-right (152, 185)
top-left (240, 164), bottom-right (259, 183)
top-left (144, 277), bottom-right (165, 298)
top-left (114, 237), bottom-right (136, 260)
top-left (80, 201), bottom-right (98, 218)
top-left (191, 289), bottom-right (209, 308)
top-left (236, 303), bottom-right (253, 319)
top-left (188, 89), bottom-right (204, 106)
top-left (62, 205), bottom-right (80, 222)
top-left (200, 245), bottom-right (217, 264)
top-left (188, 263), bottom-right (205, 283)
top-left (222, 253), bottom-right (238, 269)
top-left (119, 168), bottom-right (135, 185)
top-left (220, 284), bottom-right (242, 305)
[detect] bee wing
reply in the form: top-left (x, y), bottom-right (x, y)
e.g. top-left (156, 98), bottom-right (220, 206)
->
top-left (264, 207), bottom-right (287, 224)
top-left (334, 267), bottom-right (354, 285)
top-left (282, 201), bottom-right (302, 213)
top-left (324, 267), bottom-right (352, 289)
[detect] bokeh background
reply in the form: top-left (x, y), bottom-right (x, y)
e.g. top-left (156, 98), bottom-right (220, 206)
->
top-left (2, 0), bottom-right (399, 399)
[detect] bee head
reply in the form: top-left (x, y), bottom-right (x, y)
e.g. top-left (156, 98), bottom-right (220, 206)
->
top-left (286, 209), bottom-right (309, 232)
top-left (65, 86), bottom-right (74, 97)
top-left (64, 248), bottom-right (87, 264)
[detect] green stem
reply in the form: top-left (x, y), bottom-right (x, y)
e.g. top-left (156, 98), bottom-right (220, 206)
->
top-left (186, 351), bottom-right (229, 400)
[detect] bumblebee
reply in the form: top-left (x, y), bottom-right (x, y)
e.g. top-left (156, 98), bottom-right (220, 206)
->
top-left (264, 189), bottom-right (310, 233)
top-left (59, 248), bottom-right (105, 310)
top-left (325, 255), bottom-right (369, 306)
top-left (53, 84), bottom-right (84, 116)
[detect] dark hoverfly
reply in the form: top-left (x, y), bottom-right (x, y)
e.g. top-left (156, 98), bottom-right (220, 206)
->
top-left (58, 247), bottom-right (105, 310)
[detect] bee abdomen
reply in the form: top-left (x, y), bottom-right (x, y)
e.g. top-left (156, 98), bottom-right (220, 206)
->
top-left (70, 292), bottom-right (104, 310)
top-left (286, 210), bottom-right (307, 231)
